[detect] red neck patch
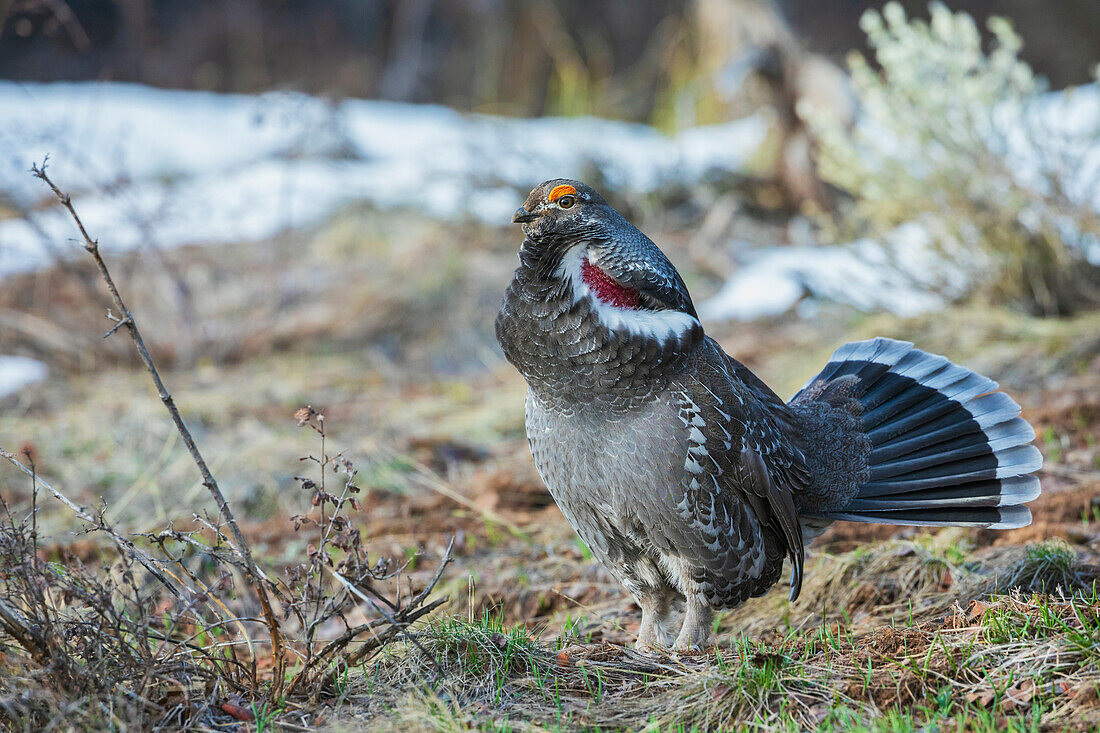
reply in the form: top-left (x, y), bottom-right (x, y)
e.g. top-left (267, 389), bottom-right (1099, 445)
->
top-left (581, 258), bottom-right (639, 309)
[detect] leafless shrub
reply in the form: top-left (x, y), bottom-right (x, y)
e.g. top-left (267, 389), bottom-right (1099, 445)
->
top-left (278, 406), bottom-right (451, 698)
top-left (0, 469), bottom-right (237, 729)
top-left (0, 162), bottom-right (452, 728)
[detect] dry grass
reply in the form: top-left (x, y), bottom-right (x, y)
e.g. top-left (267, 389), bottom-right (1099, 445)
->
top-left (0, 178), bottom-right (461, 730)
top-left (2, 192), bottom-right (1100, 729)
top-left (324, 545), bottom-right (1100, 731)
top-left (0, 400), bottom-right (457, 731)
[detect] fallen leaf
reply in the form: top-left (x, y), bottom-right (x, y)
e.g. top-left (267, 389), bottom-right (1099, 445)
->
top-left (965, 688), bottom-right (995, 707)
top-left (1000, 679), bottom-right (1035, 712)
top-left (967, 600), bottom-right (989, 621)
top-left (220, 700), bottom-right (253, 722)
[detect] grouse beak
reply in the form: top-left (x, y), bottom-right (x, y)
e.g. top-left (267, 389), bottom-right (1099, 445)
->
top-left (512, 206), bottom-right (537, 224)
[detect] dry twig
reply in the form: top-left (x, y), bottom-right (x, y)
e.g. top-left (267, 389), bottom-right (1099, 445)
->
top-left (28, 159), bottom-right (288, 691)
top-left (0, 160), bottom-right (453, 727)
top-left (0, 447), bottom-right (182, 596)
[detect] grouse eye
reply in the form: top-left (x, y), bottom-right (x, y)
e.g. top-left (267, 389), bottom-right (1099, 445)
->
top-left (557, 194), bottom-right (576, 209)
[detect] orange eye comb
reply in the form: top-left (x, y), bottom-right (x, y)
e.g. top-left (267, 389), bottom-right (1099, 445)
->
top-left (548, 184), bottom-right (577, 203)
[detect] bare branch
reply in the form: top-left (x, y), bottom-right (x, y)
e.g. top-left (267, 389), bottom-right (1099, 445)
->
top-left (0, 595), bottom-right (49, 662)
top-left (0, 447), bottom-right (183, 597)
top-left (28, 161), bottom-right (288, 690)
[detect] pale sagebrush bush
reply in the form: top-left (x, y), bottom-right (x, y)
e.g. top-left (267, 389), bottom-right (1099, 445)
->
top-left (808, 2), bottom-right (1100, 316)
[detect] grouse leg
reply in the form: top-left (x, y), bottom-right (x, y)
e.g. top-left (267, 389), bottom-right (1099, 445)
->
top-left (635, 592), bottom-right (675, 649)
top-left (674, 596), bottom-right (713, 651)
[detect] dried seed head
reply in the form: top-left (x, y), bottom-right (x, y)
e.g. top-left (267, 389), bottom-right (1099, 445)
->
top-left (294, 406), bottom-right (317, 426)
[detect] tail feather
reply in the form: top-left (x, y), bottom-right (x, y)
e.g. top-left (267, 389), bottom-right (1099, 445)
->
top-left (844, 476), bottom-right (1041, 511)
top-left (860, 356), bottom-right (951, 408)
top-left (867, 390), bottom-right (1020, 445)
top-left (868, 441), bottom-right (1007, 481)
top-left (823, 505), bottom-right (1032, 529)
top-left (861, 371), bottom-right (997, 429)
top-left (871, 423), bottom-right (988, 464)
top-left (793, 337), bottom-right (1041, 531)
top-left (869, 414), bottom-right (1034, 464)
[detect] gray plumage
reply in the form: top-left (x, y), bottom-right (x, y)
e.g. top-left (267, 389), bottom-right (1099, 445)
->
top-left (496, 180), bottom-right (1042, 650)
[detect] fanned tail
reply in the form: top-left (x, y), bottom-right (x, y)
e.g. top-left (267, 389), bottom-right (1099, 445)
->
top-left (794, 337), bottom-right (1041, 529)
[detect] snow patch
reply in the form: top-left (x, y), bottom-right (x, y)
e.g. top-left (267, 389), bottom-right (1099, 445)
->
top-left (0, 356), bottom-right (48, 398)
top-left (702, 83), bottom-right (1100, 323)
top-left (0, 82), bottom-right (767, 277)
top-left (699, 223), bottom-right (956, 321)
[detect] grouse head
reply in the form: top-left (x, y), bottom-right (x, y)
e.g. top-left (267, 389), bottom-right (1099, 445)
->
top-left (511, 179), bottom-right (699, 321)
top-left (498, 179), bottom-right (704, 403)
